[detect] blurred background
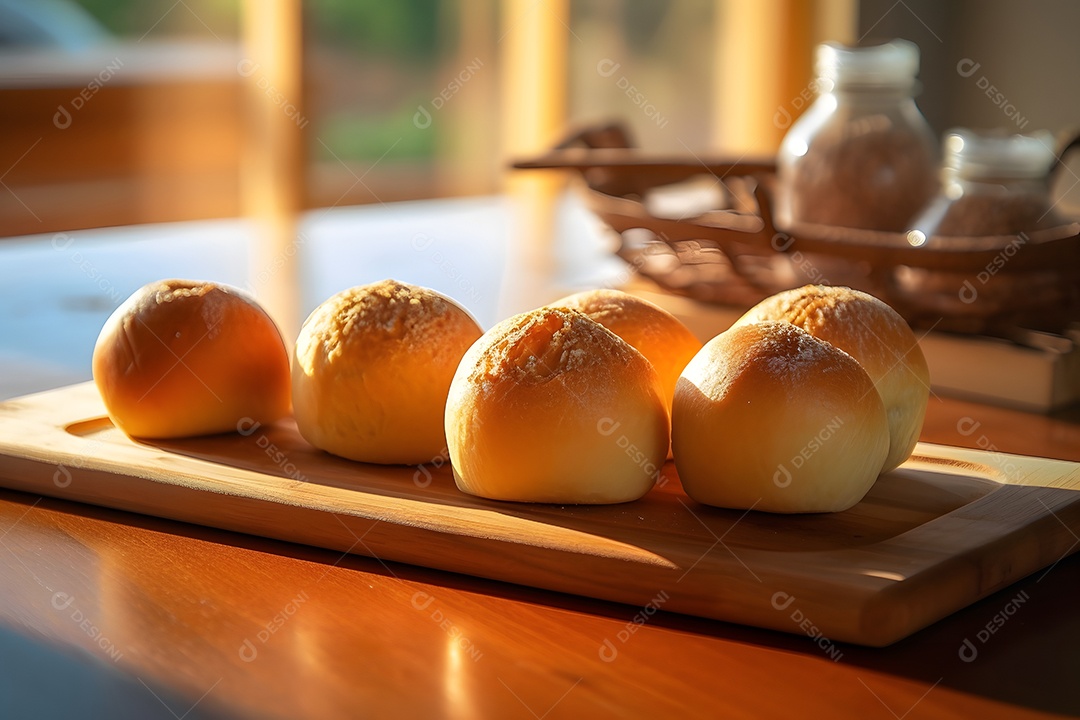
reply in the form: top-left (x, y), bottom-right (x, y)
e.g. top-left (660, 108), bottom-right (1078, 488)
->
top-left (1, 0), bottom-right (1079, 405)
top-left (2, 0), bottom-right (1079, 237)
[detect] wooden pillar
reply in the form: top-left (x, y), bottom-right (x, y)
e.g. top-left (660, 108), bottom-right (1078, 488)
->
top-left (437, 0), bottom-right (498, 197)
top-left (500, 0), bottom-right (568, 185)
top-left (711, 0), bottom-right (857, 154)
top-left (240, 0), bottom-right (305, 344)
top-left (498, 0), bottom-right (569, 314)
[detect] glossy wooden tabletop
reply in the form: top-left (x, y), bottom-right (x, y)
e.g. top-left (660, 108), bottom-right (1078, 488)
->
top-left (0, 393), bottom-right (1078, 719)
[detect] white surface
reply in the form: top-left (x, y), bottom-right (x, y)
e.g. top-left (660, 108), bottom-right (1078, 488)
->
top-left (0, 193), bottom-right (623, 400)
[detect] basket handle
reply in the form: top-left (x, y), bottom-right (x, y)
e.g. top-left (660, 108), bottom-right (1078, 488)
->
top-left (1051, 127), bottom-right (1080, 180)
top-left (553, 121), bottom-right (634, 150)
top-left (752, 177), bottom-right (781, 247)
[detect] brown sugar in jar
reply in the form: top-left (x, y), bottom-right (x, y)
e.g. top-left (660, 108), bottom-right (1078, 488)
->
top-left (776, 40), bottom-right (939, 233)
top-left (907, 129), bottom-right (1062, 242)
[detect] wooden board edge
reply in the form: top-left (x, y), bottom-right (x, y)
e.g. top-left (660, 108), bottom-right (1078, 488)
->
top-left (861, 486), bottom-right (1080, 645)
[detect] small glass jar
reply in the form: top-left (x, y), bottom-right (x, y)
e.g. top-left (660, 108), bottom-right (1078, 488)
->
top-left (906, 129), bottom-right (1061, 242)
top-left (776, 40), bottom-right (939, 232)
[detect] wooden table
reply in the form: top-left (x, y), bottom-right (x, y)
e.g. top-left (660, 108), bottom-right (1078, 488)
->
top-left (0, 395), bottom-right (1078, 718)
top-left (1, 200), bottom-right (1079, 718)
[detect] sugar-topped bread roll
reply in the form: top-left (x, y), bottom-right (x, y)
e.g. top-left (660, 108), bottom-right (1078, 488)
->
top-left (550, 289), bottom-right (702, 416)
top-left (93, 279), bottom-right (291, 439)
top-left (446, 307), bottom-right (669, 504)
top-left (292, 279), bottom-right (482, 464)
top-left (673, 321), bottom-right (889, 513)
top-left (733, 285), bottom-right (928, 472)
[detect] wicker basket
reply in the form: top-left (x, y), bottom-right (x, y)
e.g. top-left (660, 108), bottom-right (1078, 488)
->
top-left (514, 123), bottom-right (1080, 337)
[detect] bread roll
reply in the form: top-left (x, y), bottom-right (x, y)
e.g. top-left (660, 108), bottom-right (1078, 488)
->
top-left (733, 285), bottom-right (928, 472)
top-left (292, 279), bottom-right (481, 464)
top-left (446, 307), bottom-right (669, 504)
top-left (550, 289), bottom-right (702, 415)
top-left (673, 322), bottom-right (889, 513)
top-left (92, 279), bottom-right (291, 439)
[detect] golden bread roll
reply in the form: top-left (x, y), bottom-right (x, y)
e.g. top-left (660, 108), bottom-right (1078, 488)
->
top-left (733, 285), bottom-right (928, 472)
top-left (292, 279), bottom-right (482, 464)
top-left (446, 307), bottom-right (669, 504)
top-left (550, 289), bottom-right (702, 415)
top-left (93, 279), bottom-right (291, 439)
top-left (673, 322), bottom-right (889, 513)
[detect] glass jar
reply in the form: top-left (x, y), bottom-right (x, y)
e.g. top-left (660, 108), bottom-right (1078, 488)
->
top-left (776, 40), bottom-right (938, 232)
top-left (906, 129), bottom-right (1061, 242)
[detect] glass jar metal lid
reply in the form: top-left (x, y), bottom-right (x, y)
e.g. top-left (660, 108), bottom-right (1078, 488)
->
top-left (816, 39), bottom-right (920, 90)
top-left (944, 129), bottom-right (1058, 180)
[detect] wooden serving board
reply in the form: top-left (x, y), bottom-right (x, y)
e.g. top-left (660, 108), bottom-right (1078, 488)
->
top-left (1, 383), bottom-right (1079, 647)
